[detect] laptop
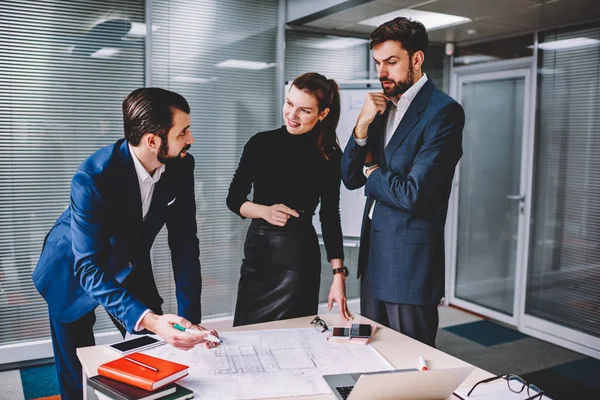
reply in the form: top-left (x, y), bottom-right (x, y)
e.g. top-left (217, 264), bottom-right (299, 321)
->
top-left (323, 366), bottom-right (474, 400)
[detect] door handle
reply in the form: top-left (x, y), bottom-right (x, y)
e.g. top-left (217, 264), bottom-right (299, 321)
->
top-left (506, 194), bottom-right (525, 201)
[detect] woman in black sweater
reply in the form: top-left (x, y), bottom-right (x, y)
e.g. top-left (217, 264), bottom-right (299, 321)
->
top-left (226, 72), bottom-right (353, 326)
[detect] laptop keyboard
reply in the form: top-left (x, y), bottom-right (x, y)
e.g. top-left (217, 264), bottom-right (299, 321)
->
top-left (336, 386), bottom-right (354, 400)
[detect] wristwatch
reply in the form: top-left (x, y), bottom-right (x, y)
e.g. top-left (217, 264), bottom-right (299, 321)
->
top-left (332, 266), bottom-right (349, 277)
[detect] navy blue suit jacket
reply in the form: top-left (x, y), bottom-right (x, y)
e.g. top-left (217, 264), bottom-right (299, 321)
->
top-left (32, 139), bottom-right (202, 332)
top-left (341, 79), bottom-right (464, 305)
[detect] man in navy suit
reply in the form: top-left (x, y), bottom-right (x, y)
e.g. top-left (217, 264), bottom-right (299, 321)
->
top-left (341, 17), bottom-right (464, 347)
top-left (32, 88), bottom-right (218, 399)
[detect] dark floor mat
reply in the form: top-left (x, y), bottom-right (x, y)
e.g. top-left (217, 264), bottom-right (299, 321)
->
top-left (443, 320), bottom-right (528, 347)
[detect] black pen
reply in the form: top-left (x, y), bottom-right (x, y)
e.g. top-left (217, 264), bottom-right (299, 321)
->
top-left (125, 356), bottom-right (159, 372)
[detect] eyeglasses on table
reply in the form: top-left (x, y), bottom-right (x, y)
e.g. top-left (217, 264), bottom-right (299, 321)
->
top-left (454, 373), bottom-right (545, 400)
top-left (310, 315), bottom-right (329, 333)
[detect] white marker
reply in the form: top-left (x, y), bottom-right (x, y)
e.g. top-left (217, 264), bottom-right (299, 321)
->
top-left (173, 323), bottom-right (223, 343)
top-left (187, 330), bottom-right (223, 344)
top-left (418, 355), bottom-right (428, 371)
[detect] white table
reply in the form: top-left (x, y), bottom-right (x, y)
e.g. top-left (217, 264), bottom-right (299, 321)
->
top-left (77, 313), bottom-right (493, 399)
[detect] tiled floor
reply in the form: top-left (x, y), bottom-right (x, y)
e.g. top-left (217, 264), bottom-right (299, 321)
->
top-left (438, 303), bottom-right (482, 328)
top-left (0, 370), bottom-right (25, 399)
top-left (3, 306), bottom-right (599, 399)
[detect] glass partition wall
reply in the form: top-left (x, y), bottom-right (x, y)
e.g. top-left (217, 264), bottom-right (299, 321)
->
top-left (449, 25), bottom-right (600, 358)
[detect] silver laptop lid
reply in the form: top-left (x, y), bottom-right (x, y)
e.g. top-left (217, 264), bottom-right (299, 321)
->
top-left (348, 366), bottom-right (474, 400)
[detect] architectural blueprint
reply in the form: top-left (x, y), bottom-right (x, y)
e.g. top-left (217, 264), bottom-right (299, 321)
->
top-left (145, 328), bottom-right (393, 399)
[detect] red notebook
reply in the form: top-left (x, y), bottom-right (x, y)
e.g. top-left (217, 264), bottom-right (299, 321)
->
top-left (98, 352), bottom-right (188, 391)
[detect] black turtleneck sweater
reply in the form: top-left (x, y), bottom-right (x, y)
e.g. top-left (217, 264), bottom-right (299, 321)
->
top-left (226, 125), bottom-right (344, 261)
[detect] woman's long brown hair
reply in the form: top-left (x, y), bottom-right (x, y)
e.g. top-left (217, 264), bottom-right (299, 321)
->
top-left (291, 72), bottom-right (341, 160)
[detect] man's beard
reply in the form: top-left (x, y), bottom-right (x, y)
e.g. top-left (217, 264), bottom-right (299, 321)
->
top-left (157, 139), bottom-right (191, 165)
top-left (380, 61), bottom-right (414, 97)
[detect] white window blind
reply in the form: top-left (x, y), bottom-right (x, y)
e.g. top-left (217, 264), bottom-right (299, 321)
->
top-left (0, 0), bottom-right (146, 346)
top-left (1, 0), bottom-right (366, 354)
top-left (150, 0), bottom-right (280, 318)
top-left (285, 31), bottom-right (369, 82)
top-left (527, 24), bottom-right (600, 338)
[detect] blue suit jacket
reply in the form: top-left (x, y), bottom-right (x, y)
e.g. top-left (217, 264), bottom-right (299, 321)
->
top-left (341, 79), bottom-right (464, 305)
top-left (32, 139), bottom-right (202, 332)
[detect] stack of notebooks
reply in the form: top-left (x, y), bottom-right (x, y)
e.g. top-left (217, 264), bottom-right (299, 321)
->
top-left (88, 352), bottom-right (194, 400)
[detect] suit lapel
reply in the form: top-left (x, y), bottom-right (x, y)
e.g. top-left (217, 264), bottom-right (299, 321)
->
top-left (384, 79), bottom-right (435, 164)
top-left (379, 106), bottom-right (390, 169)
top-left (118, 140), bottom-right (144, 234)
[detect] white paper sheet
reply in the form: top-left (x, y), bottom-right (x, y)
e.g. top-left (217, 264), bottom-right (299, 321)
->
top-left (454, 381), bottom-right (552, 400)
top-left (144, 328), bottom-right (393, 400)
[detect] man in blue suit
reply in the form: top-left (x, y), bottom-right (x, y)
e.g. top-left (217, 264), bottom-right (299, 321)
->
top-left (341, 18), bottom-right (464, 347)
top-left (32, 88), bottom-right (217, 399)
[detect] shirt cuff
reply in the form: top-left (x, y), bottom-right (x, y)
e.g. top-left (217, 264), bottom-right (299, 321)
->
top-left (363, 164), bottom-right (379, 178)
top-left (134, 309), bottom-right (152, 332)
top-left (354, 136), bottom-right (368, 147)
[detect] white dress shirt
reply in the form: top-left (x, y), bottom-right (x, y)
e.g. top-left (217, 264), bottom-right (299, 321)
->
top-left (355, 74), bottom-right (428, 219)
top-left (128, 143), bottom-right (166, 220)
top-left (128, 143), bottom-right (166, 331)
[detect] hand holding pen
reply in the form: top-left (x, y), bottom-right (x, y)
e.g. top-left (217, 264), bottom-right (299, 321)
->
top-left (173, 323), bottom-right (222, 348)
top-left (139, 312), bottom-right (217, 351)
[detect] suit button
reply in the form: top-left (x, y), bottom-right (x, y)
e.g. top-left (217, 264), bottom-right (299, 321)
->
top-left (128, 262), bottom-right (133, 268)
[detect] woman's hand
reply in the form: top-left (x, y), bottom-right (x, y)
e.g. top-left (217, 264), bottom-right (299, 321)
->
top-left (329, 275), bottom-right (353, 321)
top-left (261, 204), bottom-right (299, 226)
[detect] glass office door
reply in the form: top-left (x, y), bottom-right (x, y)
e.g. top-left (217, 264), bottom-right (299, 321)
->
top-left (449, 65), bottom-right (533, 326)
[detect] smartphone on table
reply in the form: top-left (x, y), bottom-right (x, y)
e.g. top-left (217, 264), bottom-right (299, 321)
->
top-left (106, 335), bottom-right (165, 354)
top-left (331, 326), bottom-right (352, 339)
top-left (350, 324), bottom-right (372, 338)
top-left (332, 324), bottom-right (372, 339)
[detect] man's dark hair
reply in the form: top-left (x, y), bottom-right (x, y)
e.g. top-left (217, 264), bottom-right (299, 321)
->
top-left (122, 87), bottom-right (190, 145)
top-left (369, 17), bottom-right (429, 57)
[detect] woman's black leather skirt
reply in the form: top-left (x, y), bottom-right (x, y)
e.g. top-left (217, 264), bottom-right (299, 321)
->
top-left (233, 218), bottom-right (321, 326)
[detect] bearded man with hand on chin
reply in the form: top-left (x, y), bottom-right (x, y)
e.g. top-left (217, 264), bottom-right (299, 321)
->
top-left (341, 17), bottom-right (464, 347)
